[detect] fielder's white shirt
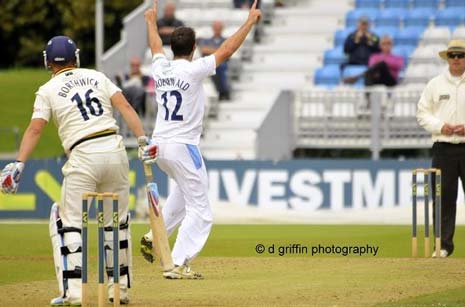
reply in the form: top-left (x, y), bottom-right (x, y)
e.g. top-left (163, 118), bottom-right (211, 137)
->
top-left (32, 68), bottom-right (120, 152)
top-left (151, 53), bottom-right (216, 145)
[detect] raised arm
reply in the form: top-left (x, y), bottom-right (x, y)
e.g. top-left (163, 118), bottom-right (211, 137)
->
top-left (214, 0), bottom-right (261, 67)
top-left (145, 0), bottom-right (164, 56)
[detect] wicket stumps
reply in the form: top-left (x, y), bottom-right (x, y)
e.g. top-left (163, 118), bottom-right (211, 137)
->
top-left (82, 192), bottom-right (120, 307)
top-left (412, 168), bottom-right (441, 258)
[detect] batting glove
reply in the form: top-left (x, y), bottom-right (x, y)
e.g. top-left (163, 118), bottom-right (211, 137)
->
top-left (137, 136), bottom-right (158, 163)
top-left (1, 161), bottom-right (25, 194)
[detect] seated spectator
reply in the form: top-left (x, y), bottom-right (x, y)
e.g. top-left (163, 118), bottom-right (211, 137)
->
top-left (198, 21), bottom-right (231, 101)
top-left (157, 1), bottom-right (184, 46)
top-left (343, 17), bottom-right (380, 66)
top-left (116, 56), bottom-right (153, 115)
top-left (344, 35), bottom-right (404, 87)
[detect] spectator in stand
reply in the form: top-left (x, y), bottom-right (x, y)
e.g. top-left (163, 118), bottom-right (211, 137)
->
top-left (116, 56), bottom-right (153, 115)
top-left (343, 16), bottom-right (380, 66)
top-left (198, 21), bottom-right (231, 101)
top-left (343, 35), bottom-right (404, 87)
top-left (157, 1), bottom-right (184, 46)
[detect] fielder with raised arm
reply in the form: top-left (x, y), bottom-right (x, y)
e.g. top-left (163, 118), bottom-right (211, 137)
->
top-left (140, 0), bottom-right (261, 279)
top-left (0, 36), bottom-right (156, 305)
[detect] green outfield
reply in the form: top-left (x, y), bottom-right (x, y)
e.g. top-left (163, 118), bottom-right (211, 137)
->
top-left (1, 224), bottom-right (465, 306)
top-left (0, 69), bottom-right (62, 157)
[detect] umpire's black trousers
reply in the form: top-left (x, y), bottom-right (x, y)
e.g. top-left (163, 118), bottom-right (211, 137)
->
top-left (432, 142), bottom-right (465, 256)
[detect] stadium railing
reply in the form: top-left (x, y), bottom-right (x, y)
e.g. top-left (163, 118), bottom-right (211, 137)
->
top-left (295, 87), bottom-right (431, 159)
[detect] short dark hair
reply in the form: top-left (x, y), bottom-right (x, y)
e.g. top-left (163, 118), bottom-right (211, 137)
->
top-left (170, 27), bottom-right (196, 57)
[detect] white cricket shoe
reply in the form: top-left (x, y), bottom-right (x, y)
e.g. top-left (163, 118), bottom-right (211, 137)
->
top-left (432, 249), bottom-right (449, 258)
top-left (163, 265), bottom-right (204, 280)
top-left (50, 296), bottom-right (81, 306)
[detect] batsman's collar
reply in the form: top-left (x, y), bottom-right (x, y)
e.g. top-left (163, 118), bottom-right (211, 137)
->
top-left (439, 39), bottom-right (465, 60)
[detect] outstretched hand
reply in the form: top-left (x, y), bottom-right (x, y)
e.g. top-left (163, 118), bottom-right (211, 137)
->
top-left (144, 0), bottom-right (158, 24)
top-left (247, 0), bottom-right (262, 24)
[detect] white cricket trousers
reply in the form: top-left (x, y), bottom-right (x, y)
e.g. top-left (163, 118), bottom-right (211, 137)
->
top-left (156, 142), bottom-right (213, 266)
top-left (60, 135), bottom-right (130, 227)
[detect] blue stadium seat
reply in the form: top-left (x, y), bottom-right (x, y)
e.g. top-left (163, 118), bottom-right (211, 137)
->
top-left (345, 9), bottom-right (378, 28)
top-left (375, 9), bottom-right (407, 27)
top-left (394, 26), bottom-right (425, 46)
top-left (323, 47), bottom-right (347, 65)
top-left (314, 65), bottom-right (341, 87)
top-left (445, 0), bottom-right (465, 8)
top-left (392, 45), bottom-right (415, 65)
top-left (355, 0), bottom-right (383, 8)
top-left (435, 8), bottom-right (465, 28)
top-left (384, 0), bottom-right (410, 9)
top-left (342, 65), bottom-right (367, 88)
top-left (404, 8), bottom-right (435, 27)
top-left (411, 0), bottom-right (439, 9)
top-left (334, 28), bottom-right (355, 47)
top-left (372, 27), bottom-right (399, 39)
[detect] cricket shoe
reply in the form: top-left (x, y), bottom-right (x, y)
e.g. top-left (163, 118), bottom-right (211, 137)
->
top-left (163, 265), bottom-right (204, 280)
top-left (432, 249), bottom-right (449, 258)
top-left (109, 297), bottom-right (130, 305)
top-left (50, 296), bottom-right (81, 306)
top-left (140, 235), bottom-right (154, 263)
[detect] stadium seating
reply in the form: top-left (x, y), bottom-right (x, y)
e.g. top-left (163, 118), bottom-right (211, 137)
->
top-left (342, 65), bottom-right (367, 88)
top-left (409, 44), bottom-right (447, 65)
top-left (314, 65), bottom-right (341, 87)
top-left (372, 26), bottom-right (399, 38)
top-left (421, 27), bottom-right (451, 45)
top-left (445, 0), bottom-right (465, 8)
top-left (434, 8), bottom-right (465, 29)
top-left (323, 47), bottom-right (347, 65)
top-left (334, 28), bottom-right (354, 47)
top-left (384, 0), bottom-right (410, 9)
top-left (318, 0), bottom-right (465, 89)
top-left (375, 9), bottom-right (406, 27)
top-left (355, 0), bottom-right (383, 9)
top-left (392, 45), bottom-right (415, 65)
top-left (345, 9), bottom-right (378, 28)
top-left (411, 0), bottom-right (439, 9)
top-left (404, 8), bottom-right (435, 27)
top-left (452, 26), bottom-right (465, 39)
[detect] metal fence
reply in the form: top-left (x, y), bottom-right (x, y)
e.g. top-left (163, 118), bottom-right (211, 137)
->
top-left (295, 87), bottom-right (431, 159)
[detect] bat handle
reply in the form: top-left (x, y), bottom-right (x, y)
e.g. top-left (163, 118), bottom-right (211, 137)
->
top-left (143, 162), bottom-right (153, 182)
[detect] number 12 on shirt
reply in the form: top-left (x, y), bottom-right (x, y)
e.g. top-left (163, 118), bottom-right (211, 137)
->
top-left (161, 90), bottom-right (183, 121)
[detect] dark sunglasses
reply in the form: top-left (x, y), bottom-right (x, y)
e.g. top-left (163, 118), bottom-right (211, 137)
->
top-left (447, 52), bottom-right (465, 59)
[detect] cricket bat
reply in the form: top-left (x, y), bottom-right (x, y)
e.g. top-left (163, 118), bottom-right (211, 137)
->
top-left (143, 162), bottom-right (174, 272)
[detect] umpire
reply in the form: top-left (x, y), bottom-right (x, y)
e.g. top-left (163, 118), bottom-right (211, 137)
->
top-left (417, 39), bottom-right (465, 258)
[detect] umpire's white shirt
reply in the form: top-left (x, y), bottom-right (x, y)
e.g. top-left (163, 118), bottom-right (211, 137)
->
top-left (417, 69), bottom-right (465, 143)
top-left (31, 68), bottom-right (120, 153)
top-left (151, 53), bottom-right (216, 144)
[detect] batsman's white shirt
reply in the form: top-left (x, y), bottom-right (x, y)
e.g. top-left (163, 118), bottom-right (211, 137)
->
top-left (31, 68), bottom-right (120, 153)
top-left (149, 53), bottom-right (215, 266)
top-left (151, 53), bottom-right (216, 144)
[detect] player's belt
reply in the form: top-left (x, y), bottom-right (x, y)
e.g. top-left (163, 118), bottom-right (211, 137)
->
top-left (69, 129), bottom-right (117, 152)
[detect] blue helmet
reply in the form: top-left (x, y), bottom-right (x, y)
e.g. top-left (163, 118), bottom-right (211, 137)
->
top-left (43, 36), bottom-right (80, 69)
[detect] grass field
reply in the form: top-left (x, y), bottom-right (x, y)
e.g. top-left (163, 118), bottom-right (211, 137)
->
top-left (1, 224), bottom-right (465, 306)
top-left (0, 69), bottom-right (62, 157)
